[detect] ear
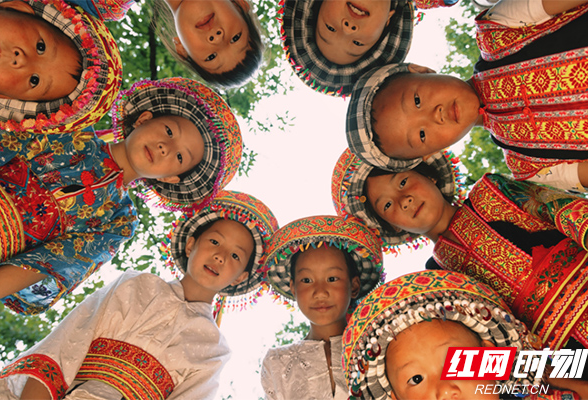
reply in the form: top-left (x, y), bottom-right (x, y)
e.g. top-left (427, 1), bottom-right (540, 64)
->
top-left (481, 339), bottom-right (496, 348)
top-left (174, 37), bottom-right (189, 59)
top-left (156, 176), bottom-right (181, 184)
top-left (385, 9), bottom-right (395, 27)
top-left (133, 110), bottom-right (153, 128)
top-left (350, 276), bottom-right (361, 299)
top-left (407, 63), bottom-right (436, 74)
top-left (289, 278), bottom-right (296, 297)
top-left (233, 0), bottom-right (250, 13)
top-left (185, 236), bottom-right (196, 257)
top-left (230, 271), bottom-right (249, 287)
top-left (0, 1), bottom-right (35, 14)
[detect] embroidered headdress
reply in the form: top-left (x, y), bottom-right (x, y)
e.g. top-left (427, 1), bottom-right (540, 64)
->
top-left (111, 77), bottom-right (242, 211)
top-left (343, 270), bottom-right (544, 399)
top-left (263, 215), bottom-right (384, 301)
top-left (166, 190), bottom-right (278, 305)
top-left (279, 0), bottom-right (413, 97)
top-left (331, 148), bottom-right (465, 253)
top-left (0, 0), bottom-right (122, 134)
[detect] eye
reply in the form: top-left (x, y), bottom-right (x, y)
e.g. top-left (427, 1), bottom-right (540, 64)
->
top-left (408, 375), bottom-right (423, 386)
top-left (232, 253), bottom-right (240, 261)
top-left (209, 239), bottom-right (219, 245)
top-left (353, 40), bottom-right (364, 46)
top-left (230, 33), bottom-right (242, 43)
top-left (399, 178), bottom-right (407, 188)
top-left (327, 276), bottom-right (339, 282)
top-left (29, 74), bottom-right (40, 88)
top-left (325, 24), bottom-right (335, 32)
top-left (205, 53), bottom-right (217, 62)
top-left (383, 201), bottom-right (392, 212)
top-left (414, 94), bottom-right (421, 108)
top-left (176, 153), bottom-right (183, 164)
top-left (419, 130), bottom-right (426, 143)
top-left (36, 40), bottom-right (46, 55)
top-left (165, 126), bottom-right (173, 138)
top-left (301, 277), bottom-right (311, 283)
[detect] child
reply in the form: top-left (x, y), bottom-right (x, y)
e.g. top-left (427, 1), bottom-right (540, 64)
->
top-left (0, 190), bottom-right (278, 400)
top-left (332, 147), bottom-right (588, 352)
top-left (152, 0), bottom-right (263, 88)
top-left (261, 215), bottom-right (384, 399)
top-left (0, 0), bottom-right (126, 135)
top-left (346, 0), bottom-right (588, 191)
top-left (342, 270), bottom-right (587, 399)
top-left (280, 0), bottom-right (457, 97)
top-left (0, 77), bottom-right (243, 315)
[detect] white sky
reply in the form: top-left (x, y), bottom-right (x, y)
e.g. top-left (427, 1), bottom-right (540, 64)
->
top-left (216, 5), bottom-right (469, 398)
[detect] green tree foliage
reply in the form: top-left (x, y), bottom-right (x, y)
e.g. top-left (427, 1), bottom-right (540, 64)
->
top-left (442, 1), bottom-right (510, 186)
top-left (273, 314), bottom-right (310, 347)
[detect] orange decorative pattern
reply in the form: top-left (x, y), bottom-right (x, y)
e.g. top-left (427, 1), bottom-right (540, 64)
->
top-left (75, 338), bottom-right (174, 400)
top-left (554, 200), bottom-right (588, 248)
top-left (0, 185), bottom-right (24, 262)
top-left (0, 354), bottom-right (68, 399)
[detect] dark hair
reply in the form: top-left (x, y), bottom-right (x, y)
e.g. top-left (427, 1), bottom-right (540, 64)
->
top-left (191, 218), bottom-right (257, 294)
top-left (289, 245), bottom-right (360, 285)
top-left (152, 0), bottom-right (263, 88)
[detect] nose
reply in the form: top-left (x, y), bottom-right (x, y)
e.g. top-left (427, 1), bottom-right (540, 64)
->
top-left (434, 104), bottom-right (445, 124)
top-left (436, 381), bottom-right (460, 400)
top-left (313, 282), bottom-right (329, 299)
top-left (400, 195), bottom-right (413, 210)
top-left (208, 29), bottom-right (224, 43)
top-left (11, 48), bottom-right (26, 68)
top-left (157, 142), bottom-right (169, 156)
top-left (342, 18), bottom-right (358, 33)
top-left (214, 253), bottom-right (225, 264)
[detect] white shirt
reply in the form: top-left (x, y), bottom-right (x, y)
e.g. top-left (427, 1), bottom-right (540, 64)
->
top-left (482, 0), bottom-right (551, 27)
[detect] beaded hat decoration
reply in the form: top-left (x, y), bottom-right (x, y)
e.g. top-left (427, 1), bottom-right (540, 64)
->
top-left (331, 148), bottom-right (465, 253)
top-left (167, 190), bottom-right (278, 300)
top-left (343, 270), bottom-right (545, 400)
top-left (112, 77), bottom-right (242, 211)
top-left (264, 215), bottom-right (384, 301)
top-left (278, 0), bottom-right (414, 97)
top-left (0, 0), bottom-right (122, 134)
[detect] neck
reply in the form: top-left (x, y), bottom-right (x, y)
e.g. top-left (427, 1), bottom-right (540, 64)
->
top-left (109, 142), bottom-right (138, 186)
top-left (465, 77), bottom-right (485, 127)
top-left (306, 318), bottom-right (346, 342)
top-left (424, 202), bottom-right (458, 243)
top-left (179, 276), bottom-right (216, 303)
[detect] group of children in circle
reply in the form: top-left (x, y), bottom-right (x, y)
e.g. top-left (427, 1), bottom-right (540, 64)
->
top-left (0, 0), bottom-right (588, 399)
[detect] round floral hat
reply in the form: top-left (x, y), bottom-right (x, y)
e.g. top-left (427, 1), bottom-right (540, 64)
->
top-left (264, 215), bottom-right (384, 301)
top-left (343, 270), bottom-right (545, 400)
top-left (331, 148), bottom-right (465, 253)
top-left (166, 190), bottom-right (279, 304)
top-left (279, 0), bottom-right (414, 97)
top-left (0, 0), bottom-right (122, 134)
top-left (111, 77), bottom-right (242, 211)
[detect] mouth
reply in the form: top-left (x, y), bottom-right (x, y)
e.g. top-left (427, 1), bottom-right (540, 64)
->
top-left (347, 2), bottom-right (369, 17)
top-left (195, 13), bottom-right (214, 29)
top-left (414, 202), bottom-right (423, 218)
top-left (144, 146), bottom-right (153, 163)
top-left (311, 305), bottom-right (334, 312)
top-left (204, 264), bottom-right (219, 276)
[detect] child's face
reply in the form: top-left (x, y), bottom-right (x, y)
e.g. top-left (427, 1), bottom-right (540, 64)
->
top-left (366, 170), bottom-right (447, 235)
top-left (124, 111), bottom-right (205, 183)
top-left (169, 0), bottom-right (250, 74)
top-left (184, 219), bottom-right (254, 298)
top-left (290, 245), bottom-right (360, 329)
top-left (385, 319), bottom-right (498, 400)
top-left (371, 72), bottom-right (481, 160)
top-left (0, 2), bottom-right (80, 101)
top-left (316, 0), bottom-right (394, 65)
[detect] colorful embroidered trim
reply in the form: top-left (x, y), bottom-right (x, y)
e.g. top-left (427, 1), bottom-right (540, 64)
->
top-left (75, 337), bottom-right (174, 400)
top-left (0, 354), bottom-right (68, 399)
top-left (0, 184), bottom-right (24, 262)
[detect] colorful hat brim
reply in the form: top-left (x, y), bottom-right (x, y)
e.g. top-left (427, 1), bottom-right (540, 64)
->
top-left (0, 0), bottom-right (121, 134)
top-left (264, 215), bottom-right (384, 300)
top-left (280, 0), bottom-right (414, 97)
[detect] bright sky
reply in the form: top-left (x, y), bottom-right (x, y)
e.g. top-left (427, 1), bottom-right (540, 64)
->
top-left (216, 4), bottom-right (468, 398)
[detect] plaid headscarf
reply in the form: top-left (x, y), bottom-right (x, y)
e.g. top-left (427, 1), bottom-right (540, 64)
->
top-left (346, 63), bottom-right (426, 171)
top-left (331, 148), bottom-right (465, 252)
top-left (112, 78), bottom-right (242, 211)
top-left (264, 215), bottom-right (384, 301)
top-left (168, 190), bottom-right (279, 298)
top-left (343, 270), bottom-right (545, 400)
top-left (280, 0), bottom-right (413, 97)
top-left (0, 0), bottom-right (122, 134)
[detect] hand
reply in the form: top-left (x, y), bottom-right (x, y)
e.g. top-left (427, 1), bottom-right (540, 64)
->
top-left (408, 64), bottom-right (436, 74)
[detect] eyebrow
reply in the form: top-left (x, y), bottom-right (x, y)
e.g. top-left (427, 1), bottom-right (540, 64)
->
top-left (175, 120), bottom-right (193, 161)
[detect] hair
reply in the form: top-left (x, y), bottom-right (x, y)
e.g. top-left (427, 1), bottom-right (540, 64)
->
top-left (289, 244), bottom-right (360, 285)
top-left (151, 0), bottom-right (264, 88)
top-left (190, 218), bottom-right (257, 294)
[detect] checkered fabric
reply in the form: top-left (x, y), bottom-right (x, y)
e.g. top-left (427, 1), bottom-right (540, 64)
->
top-left (331, 148), bottom-right (463, 250)
top-left (346, 63), bottom-right (424, 171)
top-left (0, 0), bottom-right (121, 134)
top-left (343, 270), bottom-right (545, 400)
top-left (280, 0), bottom-right (413, 97)
top-left (169, 190), bottom-right (278, 298)
top-left (264, 215), bottom-right (384, 301)
top-left (112, 78), bottom-right (242, 211)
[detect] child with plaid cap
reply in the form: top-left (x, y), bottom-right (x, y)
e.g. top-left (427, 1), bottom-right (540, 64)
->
top-left (0, 190), bottom-right (278, 400)
top-left (0, 0), bottom-right (131, 134)
top-left (260, 215), bottom-right (384, 399)
top-left (0, 77), bottom-right (242, 315)
top-left (279, 0), bottom-right (457, 97)
top-left (346, 0), bottom-right (588, 191)
top-left (332, 148), bottom-right (588, 355)
top-left (343, 270), bottom-right (587, 399)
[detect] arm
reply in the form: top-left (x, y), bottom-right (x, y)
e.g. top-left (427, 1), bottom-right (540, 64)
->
top-left (20, 377), bottom-right (51, 400)
top-left (0, 265), bottom-right (47, 300)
